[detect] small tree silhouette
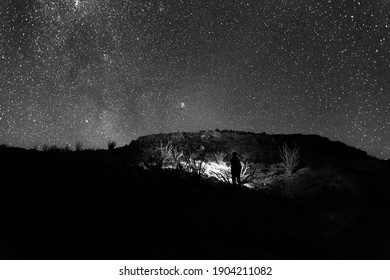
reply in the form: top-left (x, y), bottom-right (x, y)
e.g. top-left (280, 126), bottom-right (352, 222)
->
top-left (75, 141), bottom-right (83, 152)
top-left (107, 140), bottom-right (117, 151)
top-left (63, 144), bottom-right (72, 152)
top-left (41, 144), bottom-right (50, 152)
top-left (279, 143), bottom-right (300, 176)
top-left (48, 145), bottom-right (60, 152)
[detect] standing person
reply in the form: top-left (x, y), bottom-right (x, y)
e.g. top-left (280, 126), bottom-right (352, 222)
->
top-left (230, 152), bottom-right (242, 187)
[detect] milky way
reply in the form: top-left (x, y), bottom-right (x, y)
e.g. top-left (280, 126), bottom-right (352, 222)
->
top-left (0, 0), bottom-right (389, 158)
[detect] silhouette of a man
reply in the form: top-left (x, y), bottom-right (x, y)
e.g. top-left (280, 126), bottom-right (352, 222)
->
top-left (230, 152), bottom-right (242, 187)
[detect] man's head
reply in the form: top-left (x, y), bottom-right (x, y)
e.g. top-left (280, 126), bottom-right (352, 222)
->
top-left (232, 151), bottom-right (237, 157)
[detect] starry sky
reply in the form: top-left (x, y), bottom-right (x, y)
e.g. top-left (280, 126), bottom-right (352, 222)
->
top-left (0, 0), bottom-right (389, 159)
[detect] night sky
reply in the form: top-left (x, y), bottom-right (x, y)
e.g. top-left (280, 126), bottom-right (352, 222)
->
top-left (0, 0), bottom-right (389, 159)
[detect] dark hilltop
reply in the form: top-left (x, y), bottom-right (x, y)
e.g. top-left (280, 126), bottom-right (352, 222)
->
top-left (0, 129), bottom-right (389, 259)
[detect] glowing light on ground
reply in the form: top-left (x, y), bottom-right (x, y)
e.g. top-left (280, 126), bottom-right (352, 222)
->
top-left (178, 160), bottom-right (254, 188)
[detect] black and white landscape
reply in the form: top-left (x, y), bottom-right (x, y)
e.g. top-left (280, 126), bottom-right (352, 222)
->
top-left (0, 0), bottom-right (389, 259)
top-left (0, 130), bottom-right (389, 259)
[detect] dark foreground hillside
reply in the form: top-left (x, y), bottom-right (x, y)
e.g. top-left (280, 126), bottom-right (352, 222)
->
top-left (0, 132), bottom-right (389, 259)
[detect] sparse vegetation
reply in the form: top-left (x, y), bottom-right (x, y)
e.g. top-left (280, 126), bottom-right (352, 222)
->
top-left (75, 141), bottom-right (83, 152)
top-left (209, 160), bottom-right (256, 186)
top-left (171, 145), bottom-right (183, 169)
top-left (63, 145), bottom-right (72, 152)
top-left (41, 145), bottom-right (71, 152)
top-left (157, 141), bottom-right (186, 169)
top-left (210, 166), bottom-right (231, 184)
top-left (41, 144), bottom-right (69, 152)
top-left (239, 162), bottom-right (257, 185)
top-left (182, 152), bottom-right (207, 178)
top-left (211, 151), bottom-right (227, 164)
top-left (108, 140), bottom-right (117, 150)
top-left (41, 144), bottom-right (50, 152)
top-left (49, 145), bottom-right (59, 152)
top-left (157, 141), bottom-right (174, 166)
top-left (279, 143), bottom-right (300, 176)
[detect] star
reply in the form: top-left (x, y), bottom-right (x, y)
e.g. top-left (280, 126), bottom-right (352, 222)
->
top-left (0, 0), bottom-right (388, 159)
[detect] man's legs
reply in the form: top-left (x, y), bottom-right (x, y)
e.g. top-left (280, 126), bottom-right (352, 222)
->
top-left (232, 175), bottom-right (237, 186)
top-left (232, 174), bottom-right (241, 186)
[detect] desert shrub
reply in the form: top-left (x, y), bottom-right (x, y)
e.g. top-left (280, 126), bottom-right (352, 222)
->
top-left (107, 140), bottom-right (117, 150)
top-left (41, 144), bottom-right (61, 152)
top-left (75, 141), bottom-right (83, 152)
top-left (170, 145), bottom-right (183, 169)
top-left (41, 144), bottom-right (50, 152)
top-left (182, 152), bottom-right (207, 178)
top-left (0, 144), bottom-right (8, 149)
top-left (211, 151), bottom-right (227, 164)
top-left (63, 145), bottom-right (72, 152)
top-left (142, 141), bottom-right (184, 169)
top-left (210, 167), bottom-right (231, 184)
top-left (210, 161), bottom-right (256, 185)
top-left (157, 141), bottom-right (173, 165)
top-left (279, 143), bottom-right (300, 176)
top-left (49, 145), bottom-right (60, 152)
top-left (240, 162), bottom-right (257, 184)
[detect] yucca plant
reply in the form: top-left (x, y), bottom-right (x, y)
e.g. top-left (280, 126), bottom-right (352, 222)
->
top-left (158, 141), bottom-right (173, 163)
top-left (182, 152), bottom-right (207, 178)
top-left (171, 146), bottom-right (183, 169)
top-left (211, 169), bottom-right (232, 184)
top-left (279, 143), bottom-right (300, 176)
top-left (212, 151), bottom-right (227, 164)
top-left (210, 161), bottom-right (256, 185)
top-left (155, 141), bottom-right (184, 169)
top-left (240, 162), bottom-right (257, 184)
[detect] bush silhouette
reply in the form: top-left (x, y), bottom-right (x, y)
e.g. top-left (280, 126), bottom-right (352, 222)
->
top-left (75, 141), bottom-right (83, 152)
top-left (108, 141), bottom-right (117, 151)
